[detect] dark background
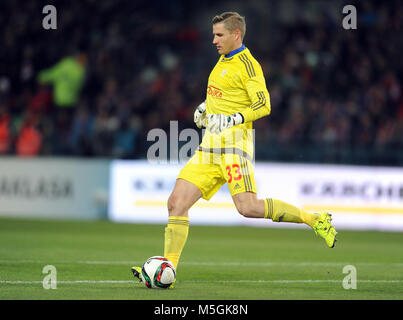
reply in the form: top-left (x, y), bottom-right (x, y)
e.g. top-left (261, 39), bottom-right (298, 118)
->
top-left (1, 0), bottom-right (402, 165)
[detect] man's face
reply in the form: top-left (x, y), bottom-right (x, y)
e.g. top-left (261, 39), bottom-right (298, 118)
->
top-left (212, 22), bottom-right (239, 55)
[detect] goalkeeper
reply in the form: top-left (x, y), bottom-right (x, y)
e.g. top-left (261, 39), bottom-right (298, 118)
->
top-left (132, 12), bottom-right (337, 287)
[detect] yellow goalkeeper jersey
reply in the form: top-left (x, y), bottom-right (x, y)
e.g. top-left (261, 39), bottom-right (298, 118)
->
top-left (199, 45), bottom-right (271, 161)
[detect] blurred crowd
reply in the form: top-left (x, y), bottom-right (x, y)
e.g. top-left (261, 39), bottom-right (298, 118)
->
top-left (0, 0), bottom-right (402, 165)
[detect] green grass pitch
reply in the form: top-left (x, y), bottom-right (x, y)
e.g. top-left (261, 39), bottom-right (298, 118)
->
top-left (0, 217), bottom-right (402, 300)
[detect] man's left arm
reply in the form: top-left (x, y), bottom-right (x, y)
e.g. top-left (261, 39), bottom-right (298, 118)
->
top-left (206, 74), bottom-right (271, 134)
top-left (239, 76), bottom-right (271, 123)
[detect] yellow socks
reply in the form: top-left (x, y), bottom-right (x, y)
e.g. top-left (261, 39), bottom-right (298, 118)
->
top-left (163, 202), bottom-right (318, 270)
top-left (300, 209), bottom-right (321, 228)
top-left (164, 216), bottom-right (189, 269)
top-left (264, 198), bottom-right (319, 228)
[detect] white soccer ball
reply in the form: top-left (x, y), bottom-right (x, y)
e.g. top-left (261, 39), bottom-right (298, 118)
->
top-left (141, 256), bottom-right (176, 289)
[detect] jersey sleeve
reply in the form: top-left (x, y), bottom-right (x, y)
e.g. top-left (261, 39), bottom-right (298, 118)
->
top-left (240, 76), bottom-right (271, 123)
top-left (237, 56), bottom-right (271, 123)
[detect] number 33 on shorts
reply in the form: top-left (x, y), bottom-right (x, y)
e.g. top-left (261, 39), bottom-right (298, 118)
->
top-left (225, 162), bottom-right (257, 195)
top-left (226, 164), bottom-right (242, 183)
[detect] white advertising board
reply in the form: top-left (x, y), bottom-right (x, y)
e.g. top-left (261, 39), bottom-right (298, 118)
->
top-left (0, 157), bottom-right (109, 220)
top-left (109, 160), bottom-right (403, 231)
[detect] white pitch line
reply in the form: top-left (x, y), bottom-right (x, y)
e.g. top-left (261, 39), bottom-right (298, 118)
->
top-left (0, 280), bottom-right (136, 284)
top-left (187, 279), bottom-right (403, 284)
top-left (0, 279), bottom-right (402, 285)
top-left (179, 261), bottom-right (403, 267)
top-left (1, 260), bottom-right (402, 267)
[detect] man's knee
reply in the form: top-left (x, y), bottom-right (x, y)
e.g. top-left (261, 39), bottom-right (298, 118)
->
top-left (167, 193), bottom-right (179, 212)
top-left (235, 199), bottom-right (257, 218)
top-left (167, 192), bottom-right (188, 216)
top-left (167, 179), bottom-right (202, 216)
top-left (235, 198), bottom-right (259, 218)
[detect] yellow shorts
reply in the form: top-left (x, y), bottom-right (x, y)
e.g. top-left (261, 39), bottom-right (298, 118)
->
top-left (177, 150), bottom-right (257, 200)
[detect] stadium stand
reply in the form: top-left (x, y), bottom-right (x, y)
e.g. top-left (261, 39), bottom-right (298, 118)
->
top-left (0, 0), bottom-right (402, 165)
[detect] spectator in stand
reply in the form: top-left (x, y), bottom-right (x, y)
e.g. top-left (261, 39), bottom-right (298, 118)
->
top-left (15, 112), bottom-right (42, 156)
top-left (0, 0), bottom-right (401, 165)
top-left (28, 84), bottom-right (52, 115)
top-left (37, 52), bottom-right (87, 133)
top-left (70, 103), bottom-right (94, 156)
top-left (113, 119), bottom-right (137, 159)
top-left (37, 53), bottom-right (87, 109)
top-left (0, 104), bottom-right (12, 154)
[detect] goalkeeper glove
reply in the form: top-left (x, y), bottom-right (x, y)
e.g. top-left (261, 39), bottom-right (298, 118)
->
top-left (206, 113), bottom-right (244, 134)
top-left (194, 101), bottom-right (206, 128)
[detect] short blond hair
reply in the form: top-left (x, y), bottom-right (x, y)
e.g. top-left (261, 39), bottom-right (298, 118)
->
top-left (212, 12), bottom-right (246, 40)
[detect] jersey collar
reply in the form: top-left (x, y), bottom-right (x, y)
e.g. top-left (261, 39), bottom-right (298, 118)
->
top-left (224, 44), bottom-right (245, 58)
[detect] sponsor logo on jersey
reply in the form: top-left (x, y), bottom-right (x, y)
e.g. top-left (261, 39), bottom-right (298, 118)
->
top-left (207, 85), bottom-right (223, 99)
